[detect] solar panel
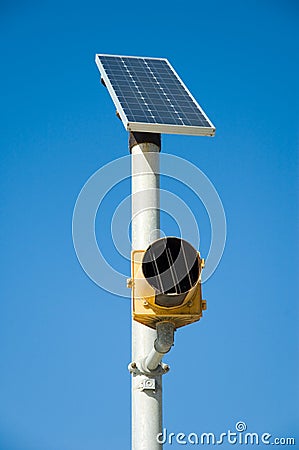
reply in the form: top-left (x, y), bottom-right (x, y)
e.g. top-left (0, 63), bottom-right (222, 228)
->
top-left (95, 54), bottom-right (216, 137)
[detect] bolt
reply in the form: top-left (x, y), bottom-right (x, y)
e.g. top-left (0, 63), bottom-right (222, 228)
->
top-left (131, 362), bottom-right (137, 369)
top-left (127, 278), bottom-right (133, 288)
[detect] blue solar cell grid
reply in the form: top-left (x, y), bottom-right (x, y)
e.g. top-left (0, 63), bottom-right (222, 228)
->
top-left (96, 55), bottom-right (215, 136)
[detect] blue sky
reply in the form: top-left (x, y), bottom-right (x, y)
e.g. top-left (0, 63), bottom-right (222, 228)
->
top-left (0, 0), bottom-right (298, 449)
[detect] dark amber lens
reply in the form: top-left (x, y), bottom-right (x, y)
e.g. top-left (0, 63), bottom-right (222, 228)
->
top-left (142, 237), bottom-right (199, 295)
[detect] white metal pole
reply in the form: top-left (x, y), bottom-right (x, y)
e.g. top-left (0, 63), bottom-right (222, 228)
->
top-left (131, 134), bottom-right (162, 450)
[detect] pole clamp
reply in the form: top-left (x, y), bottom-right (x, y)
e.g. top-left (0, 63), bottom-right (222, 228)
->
top-left (128, 360), bottom-right (170, 376)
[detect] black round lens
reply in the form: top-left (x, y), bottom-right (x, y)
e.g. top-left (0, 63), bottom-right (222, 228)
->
top-left (142, 237), bottom-right (200, 296)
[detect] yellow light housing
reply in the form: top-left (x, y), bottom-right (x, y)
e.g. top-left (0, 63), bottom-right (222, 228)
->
top-left (130, 237), bottom-right (207, 329)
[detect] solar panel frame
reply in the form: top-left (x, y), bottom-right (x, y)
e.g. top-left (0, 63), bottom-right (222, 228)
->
top-left (95, 54), bottom-right (216, 137)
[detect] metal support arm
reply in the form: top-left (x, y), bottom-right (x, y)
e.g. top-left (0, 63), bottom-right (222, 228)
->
top-left (143, 322), bottom-right (175, 372)
top-left (129, 321), bottom-right (175, 376)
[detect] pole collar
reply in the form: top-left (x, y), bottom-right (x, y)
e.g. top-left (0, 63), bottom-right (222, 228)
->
top-left (129, 132), bottom-right (161, 153)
